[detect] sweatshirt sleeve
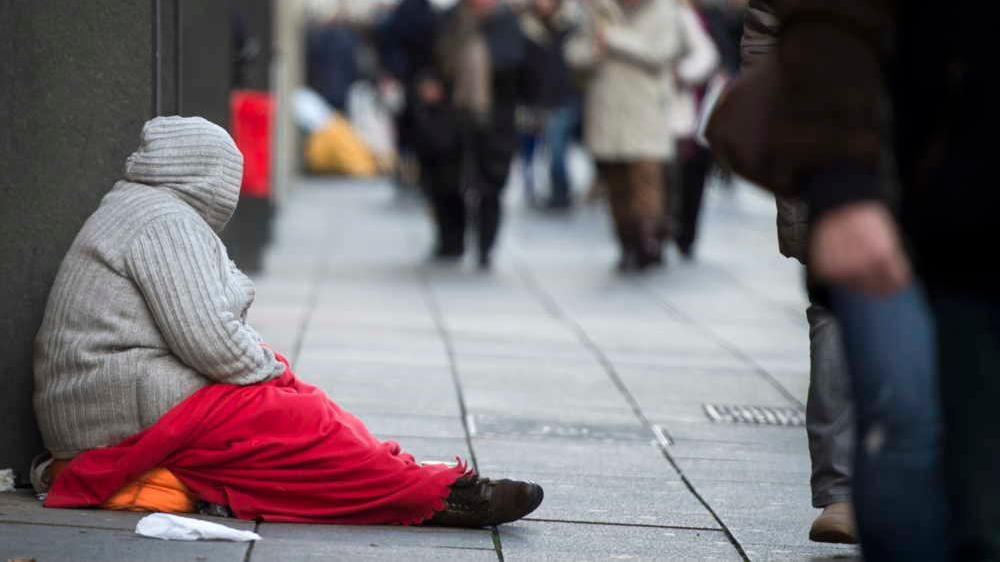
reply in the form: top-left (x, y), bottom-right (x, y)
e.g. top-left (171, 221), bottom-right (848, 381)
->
top-left (124, 214), bottom-right (284, 385)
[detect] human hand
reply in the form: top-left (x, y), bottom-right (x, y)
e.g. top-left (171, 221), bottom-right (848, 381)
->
top-left (417, 78), bottom-right (444, 105)
top-left (810, 202), bottom-right (912, 296)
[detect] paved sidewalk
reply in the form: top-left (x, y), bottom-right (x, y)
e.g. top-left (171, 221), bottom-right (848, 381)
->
top-left (2, 177), bottom-right (861, 561)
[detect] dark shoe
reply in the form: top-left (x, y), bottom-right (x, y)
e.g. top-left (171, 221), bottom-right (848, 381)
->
top-left (677, 243), bottom-right (694, 261)
top-left (428, 475), bottom-right (544, 528)
top-left (809, 502), bottom-right (858, 544)
top-left (545, 197), bottom-right (572, 211)
top-left (433, 244), bottom-right (464, 262)
top-left (478, 253), bottom-right (492, 271)
top-left (617, 250), bottom-right (637, 273)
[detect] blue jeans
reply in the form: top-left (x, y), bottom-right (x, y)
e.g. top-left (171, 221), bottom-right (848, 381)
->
top-left (830, 285), bottom-right (948, 561)
top-left (543, 103), bottom-right (579, 206)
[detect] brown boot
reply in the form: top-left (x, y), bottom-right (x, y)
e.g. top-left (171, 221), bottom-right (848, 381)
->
top-left (427, 475), bottom-right (544, 528)
top-left (809, 502), bottom-right (858, 544)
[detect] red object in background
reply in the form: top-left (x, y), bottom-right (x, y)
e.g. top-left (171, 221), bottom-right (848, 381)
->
top-left (45, 354), bottom-right (469, 525)
top-left (230, 90), bottom-right (274, 198)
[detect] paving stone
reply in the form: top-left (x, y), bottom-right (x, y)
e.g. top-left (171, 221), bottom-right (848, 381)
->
top-left (0, 521), bottom-right (250, 562)
top-left (362, 413), bottom-right (468, 439)
top-left (617, 369), bottom-right (799, 413)
top-left (673, 457), bottom-right (811, 485)
top-left (289, 359), bottom-right (461, 416)
top-left (469, 415), bottom-right (648, 442)
top-left (472, 437), bottom-right (678, 479)
top-left (516, 472), bottom-right (720, 529)
top-left (497, 520), bottom-right (741, 561)
top-left (252, 523), bottom-right (496, 562)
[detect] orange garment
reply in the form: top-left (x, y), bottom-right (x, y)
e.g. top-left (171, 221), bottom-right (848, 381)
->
top-left (50, 460), bottom-right (196, 513)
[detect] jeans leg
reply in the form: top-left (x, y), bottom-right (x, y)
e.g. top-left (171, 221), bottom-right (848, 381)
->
top-left (518, 133), bottom-right (538, 204)
top-left (930, 293), bottom-right (1000, 561)
top-left (830, 285), bottom-right (948, 562)
top-left (805, 302), bottom-right (854, 508)
top-left (545, 104), bottom-right (578, 206)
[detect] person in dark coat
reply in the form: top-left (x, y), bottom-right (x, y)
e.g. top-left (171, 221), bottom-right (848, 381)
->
top-left (422, 0), bottom-right (528, 268)
top-left (306, 16), bottom-right (360, 113)
top-left (375, 0), bottom-right (441, 185)
top-left (707, 1), bottom-right (998, 559)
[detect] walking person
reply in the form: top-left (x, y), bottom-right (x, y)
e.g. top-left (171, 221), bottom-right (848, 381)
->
top-left (729, 2), bottom-right (858, 543)
top-left (566, 0), bottom-right (684, 271)
top-left (34, 116), bottom-right (544, 528)
top-left (423, 0), bottom-right (529, 268)
top-left (669, 0), bottom-right (720, 259)
top-left (707, 1), bottom-right (997, 558)
top-left (518, 0), bottom-right (581, 210)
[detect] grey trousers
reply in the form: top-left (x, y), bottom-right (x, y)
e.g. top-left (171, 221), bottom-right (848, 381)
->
top-left (806, 302), bottom-right (854, 508)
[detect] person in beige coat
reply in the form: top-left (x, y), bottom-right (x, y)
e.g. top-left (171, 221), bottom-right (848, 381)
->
top-left (566, 0), bottom-right (682, 270)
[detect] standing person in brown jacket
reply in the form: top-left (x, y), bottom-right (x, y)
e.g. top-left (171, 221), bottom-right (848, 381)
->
top-left (708, 1), bottom-right (998, 560)
top-left (721, 0), bottom-right (857, 545)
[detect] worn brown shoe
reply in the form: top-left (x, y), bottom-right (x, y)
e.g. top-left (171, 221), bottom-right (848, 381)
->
top-left (809, 502), bottom-right (858, 544)
top-left (427, 475), bottom-right (544, 528)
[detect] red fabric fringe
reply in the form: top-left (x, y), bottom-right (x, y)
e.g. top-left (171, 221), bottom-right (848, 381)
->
top-left (45, 355), bottom-right (468, 525)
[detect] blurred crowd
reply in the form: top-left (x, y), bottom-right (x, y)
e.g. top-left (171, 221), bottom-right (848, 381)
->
top-left (298, 3), bottom-right (1000, 560)
top-left (298, 0), bottom-right (746, 270)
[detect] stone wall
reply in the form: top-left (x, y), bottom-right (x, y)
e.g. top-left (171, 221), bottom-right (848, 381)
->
top-left (0, 0), bottom-right (240, 484)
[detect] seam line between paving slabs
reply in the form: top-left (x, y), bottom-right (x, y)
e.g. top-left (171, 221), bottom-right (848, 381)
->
top-left (514, 265), bottom-right (751, 562)
top-left (637, 279), bottom-right (805, 410)
top-left (419, 271), bottom-right (505, 562)
top-left (243, 521), bottom-right (259, 562)
top-left (524, 517), bottom-right (724, 532)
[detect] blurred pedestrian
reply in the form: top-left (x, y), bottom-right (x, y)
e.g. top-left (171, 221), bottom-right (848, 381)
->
top-left (375, 0), bottom-right (444, 194)
top-left (715, 2), bottom-right (857, 544)
top-left (424, 0), bottom-right (529, 268)
top-left (518, 0), bottom-right (581, 210)
top-left (708, 1), bottom-right (996, 558)
top-left (669, 0), bottom-right (720, 259)
top-left (306, 4), bottom-right (360, 113)
top-left (567, 0), bottom-right (684, 271)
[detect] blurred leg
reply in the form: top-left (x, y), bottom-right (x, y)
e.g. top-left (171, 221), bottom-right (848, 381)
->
top-left (676, 144), bottom-right (712, 257)
top-left (598, 162), bottom-right (634, 267)
top-left (473, 135), bottom-right (514, 267)
top-left (931, 292), bottom-right (1000, 561)
top-left (545, 104), bottom-right (578, 208)
top-left (422, 160), bottom-right (465, 257)
top-left (518, 133), bottom-right (538, 205)
top-left (830, 285), bottom-right (948, 561)
top-left (629, 160), bottom-right (665, 268)
top-left (805, 303), bottom-right (854, 510)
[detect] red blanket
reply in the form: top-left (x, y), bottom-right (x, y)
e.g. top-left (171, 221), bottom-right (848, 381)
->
top-left (46, 356), bottom-right (467, 525)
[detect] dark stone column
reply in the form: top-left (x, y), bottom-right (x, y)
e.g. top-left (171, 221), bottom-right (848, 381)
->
top-left (0, 0), bottom-right (153, 483)
top-left (0, 0), bottom-right (239, 484)
top-left (177, 0), bottom-right (233, 128)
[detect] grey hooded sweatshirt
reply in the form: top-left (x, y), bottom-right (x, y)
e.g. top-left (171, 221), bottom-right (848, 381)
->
top-left (34, 116), bottom-right (284, 459)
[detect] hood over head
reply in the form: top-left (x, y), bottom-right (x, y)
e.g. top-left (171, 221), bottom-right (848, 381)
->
top-left (124, 116), bottom-right (244, 233)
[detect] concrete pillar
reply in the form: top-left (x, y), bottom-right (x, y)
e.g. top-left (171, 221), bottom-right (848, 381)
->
top-left (0, 0), bottom-right (154, 483)
top-left (0, 0), bottom-right (236, 485)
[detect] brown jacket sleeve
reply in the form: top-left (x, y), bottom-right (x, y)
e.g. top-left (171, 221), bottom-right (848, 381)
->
top-left (707, 0), bottom-right (892, 209)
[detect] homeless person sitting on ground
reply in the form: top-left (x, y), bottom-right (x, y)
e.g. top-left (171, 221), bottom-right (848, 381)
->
top-left (33, 116), bottom-right (543, 527)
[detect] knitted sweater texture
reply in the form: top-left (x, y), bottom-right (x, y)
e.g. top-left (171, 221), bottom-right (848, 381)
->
top-left (34, 116), bottom-right (284, 459)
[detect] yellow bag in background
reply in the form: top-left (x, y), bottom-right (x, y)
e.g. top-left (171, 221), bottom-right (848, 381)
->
top-left (305, 114), bottom-right (378, 177)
